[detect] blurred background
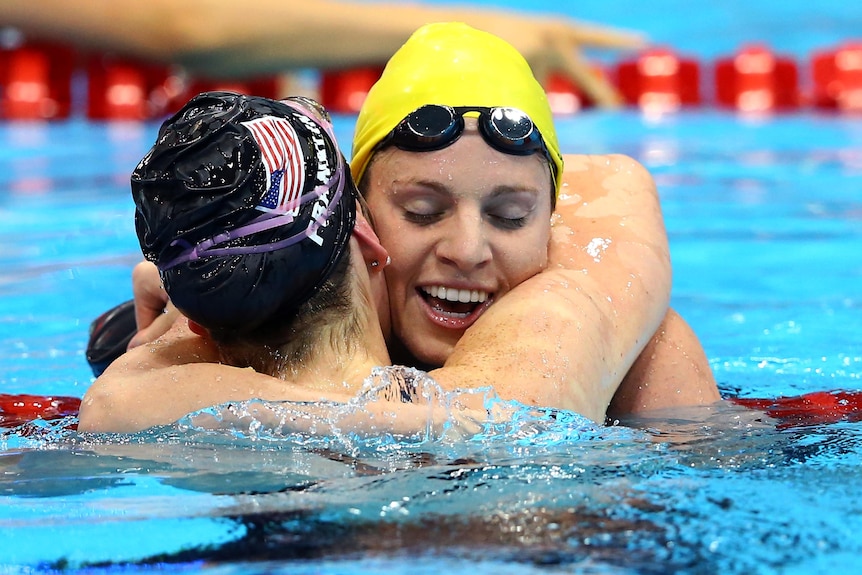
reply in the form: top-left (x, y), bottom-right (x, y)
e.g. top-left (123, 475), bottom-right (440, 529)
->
top-left (495, 0), bottom-right (861, 59)
top-left (2, 0), bottom-right (861, 120)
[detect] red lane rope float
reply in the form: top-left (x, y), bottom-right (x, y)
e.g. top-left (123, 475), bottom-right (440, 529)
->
top-left (616, 47), bottom-right (702, 112)
top-left (0, 393), bottom-right (81, 428)
top-left (731, 390), bottom-right (862, 429)
top-left (812, 41), bottom-right (862, 111)
top-left (714, 43), bottom-right (802, 112)
top-left (3, 38), bottom-right (862, 120)
top-left (1, 391), bottom-right (861, 431)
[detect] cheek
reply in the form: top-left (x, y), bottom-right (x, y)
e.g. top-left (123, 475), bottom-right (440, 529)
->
top-left (500, 225), bottom-right (551, 282)
top-left (364, 196), bottom-right (399, 249)
top-left (383, 236), bottom-right (427, 298)
top-left (364, 203), bottom-right (418, 291)
top-left (370, 215), bottom-right (409, 264)
top-left (514, 246), bottom-right (549, 280)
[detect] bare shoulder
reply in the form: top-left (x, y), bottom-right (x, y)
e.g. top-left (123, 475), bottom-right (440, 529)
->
top-left (562, 153), bottom-right (651, 176)
top-left (559, 154), bottom-right (656, 208)
top-left (133, 317), bottom-right (220, 367)
top-left (550, 153), bottom-right (667, 268)
top-left (79, 317), bottom-right (220, 432)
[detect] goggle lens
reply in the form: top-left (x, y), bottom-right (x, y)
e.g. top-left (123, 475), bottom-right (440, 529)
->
top-left (380, 105), bottom-right (551, 169)
top-left (401, 104), bottom-right (463, 147)
top-left (485, 107), bottom-right (540, 152)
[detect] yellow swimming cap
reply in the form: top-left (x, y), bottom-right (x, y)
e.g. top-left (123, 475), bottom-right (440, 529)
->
top-left (350, 22), bottom-right (563, 197)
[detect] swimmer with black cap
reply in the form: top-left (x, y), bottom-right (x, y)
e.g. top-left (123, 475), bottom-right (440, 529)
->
top-left (136, 92), bottom-right (355, 350)
top-left (79, 91), bottom-right (396, 431)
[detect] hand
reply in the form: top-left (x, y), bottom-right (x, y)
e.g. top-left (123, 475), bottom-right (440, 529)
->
top-left (128, 261), bottom-right (177, 349)
top-left (473, 14), bottom-right (646, 107)
top-left (0, 1), bottom-right (645, 108)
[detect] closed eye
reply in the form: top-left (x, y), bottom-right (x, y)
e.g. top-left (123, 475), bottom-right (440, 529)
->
top-left (484, 191), bottom-right (537, 230)
top-left (489, 214), bottom-right (530, 229)
top-left (403, 210), bottom-right (445, 225)
top-left (400, 191), bottom-right (450, 226)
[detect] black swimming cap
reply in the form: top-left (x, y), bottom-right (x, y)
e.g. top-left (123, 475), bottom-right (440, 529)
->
top-left (132, 91), bottom-right (356, 338)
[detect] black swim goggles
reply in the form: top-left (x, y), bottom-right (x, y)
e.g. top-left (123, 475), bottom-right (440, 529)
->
top-left (377, 104), bottom-right (555, 176)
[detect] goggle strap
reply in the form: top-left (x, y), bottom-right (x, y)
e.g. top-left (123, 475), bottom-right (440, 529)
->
top-left (159, 172), bottom-right (345, 270)
top-left (159, 102), bottom-right (347, 271)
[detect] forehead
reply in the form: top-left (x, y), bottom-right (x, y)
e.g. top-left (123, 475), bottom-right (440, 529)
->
top-left (364, 126), bottom-right (552, 195)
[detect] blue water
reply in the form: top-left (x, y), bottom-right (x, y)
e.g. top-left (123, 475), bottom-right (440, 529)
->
top-left (2, 109), bottom-right (861, 575)
top-left (3, 1), bottom-right (862, 573)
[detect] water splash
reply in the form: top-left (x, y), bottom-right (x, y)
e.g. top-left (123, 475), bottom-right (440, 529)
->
top-left (177, 366), bottom-right (638, 461)
top-left (585, 237), bottom-right (612, 262)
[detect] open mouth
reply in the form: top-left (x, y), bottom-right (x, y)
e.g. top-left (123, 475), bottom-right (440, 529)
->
top-left (419, 285), bottom-right (491, 319)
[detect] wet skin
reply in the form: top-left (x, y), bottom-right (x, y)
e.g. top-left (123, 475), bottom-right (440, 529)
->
top-left (361, 120), bottom-right (554, 368)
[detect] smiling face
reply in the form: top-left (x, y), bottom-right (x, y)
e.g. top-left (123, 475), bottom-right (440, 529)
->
top-left (361, 121), bottom-right (553, 368)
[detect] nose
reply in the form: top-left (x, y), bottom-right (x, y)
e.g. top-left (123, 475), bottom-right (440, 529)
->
top-left (435, 208), bottom-right (492, 272)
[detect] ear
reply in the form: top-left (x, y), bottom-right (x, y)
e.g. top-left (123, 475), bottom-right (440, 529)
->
top-left (187, 319), bottom-right (211, 339)
top-left (352, 210), bottom-right (389, 269)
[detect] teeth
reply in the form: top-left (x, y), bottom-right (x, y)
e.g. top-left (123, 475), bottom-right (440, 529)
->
top-left (424, 286), bottom-right (488, 303)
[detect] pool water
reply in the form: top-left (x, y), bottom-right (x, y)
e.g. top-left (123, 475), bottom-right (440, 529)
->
top-left (2, 108), bottom-right (861, 574)
top-left (3, 0), bottom-right (862, 572)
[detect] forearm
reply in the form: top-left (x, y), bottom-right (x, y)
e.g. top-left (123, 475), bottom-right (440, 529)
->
top-left (552, 154), bottom-right (672, 359)
top-left (195, 389), bottom-right (486, 440)
top-left (433, 155), bottom-right (671, 420)
top-left (2, 1), bottom-right (642, 90)
top-left (80, 362), bottom-right (238, 434)
top-left (608, 309), bottom-right (721, 417)
top-left (79, 356), bottom-right (358, 434)
top-left (81, 346), bottom-right (487, 436)
top-left (0, 1), bottom-right (494, 75)
top-left (162, 2), bottom-right (445, 77)
top-left (0, 1), bottom-right (396, 67)
top-left (80, 318), bottom-right (249, 433)
top-left (79, 319), bottom-right (225, 432)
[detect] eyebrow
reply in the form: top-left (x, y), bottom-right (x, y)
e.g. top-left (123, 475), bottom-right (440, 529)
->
top-left (486, 185), bottom-right (543, 198)
top-left (390, 179), bottom-right (542, 198)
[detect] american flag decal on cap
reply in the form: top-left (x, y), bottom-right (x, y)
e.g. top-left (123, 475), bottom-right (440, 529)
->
top-left (242, 116), bottom-right (305, 214)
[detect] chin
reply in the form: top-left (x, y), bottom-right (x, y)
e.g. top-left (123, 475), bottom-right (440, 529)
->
top-left (411, 340), bottom-right (456, 371)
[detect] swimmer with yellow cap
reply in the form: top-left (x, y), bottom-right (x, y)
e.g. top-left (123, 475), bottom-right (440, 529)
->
top-left (348, 22), bottom-right (566, 373)
top-left (351, 22), bottom-right (564, 203)
top-left (349, 22), bottom-right (719, 416)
